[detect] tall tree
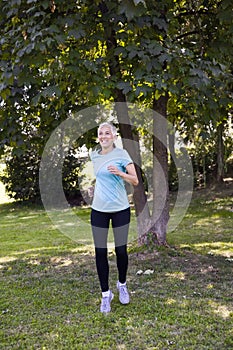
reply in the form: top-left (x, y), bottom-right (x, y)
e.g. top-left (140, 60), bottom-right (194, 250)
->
top-left (1, 0), bottom-right (232, 244)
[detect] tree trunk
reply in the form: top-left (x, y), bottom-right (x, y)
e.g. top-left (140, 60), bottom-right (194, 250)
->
top-left (168, 122), bottom-right (177, 190)
top-left (99, 1), bottom-right (169, 245)
top-left (114, 97), bottom-right (151, 233)
top-left (216, 121), bottom-right (225, 183)
top-left (99, 2), bottom-right (151, 239)
top-left (150, 94), bottom-right (170, 244)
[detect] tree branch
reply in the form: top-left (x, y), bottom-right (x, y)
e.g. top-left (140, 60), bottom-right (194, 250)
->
top-left (176, 8), bottom-right (214, 18)
top-left (175, 30), bottom-right (200, 40)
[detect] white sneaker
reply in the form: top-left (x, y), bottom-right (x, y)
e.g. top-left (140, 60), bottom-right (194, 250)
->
top-left (100, 291), bottom-right (114, 313)
top-left (117, 281), bottom-right (130, 304)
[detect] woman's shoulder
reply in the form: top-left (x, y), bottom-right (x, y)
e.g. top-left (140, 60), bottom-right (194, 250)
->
top-left (90, 148), bottom-right (100, 160)
top-left (114, 147), bottom-right (128, 155)
top-left (114, 147), bottom-right (131, 158)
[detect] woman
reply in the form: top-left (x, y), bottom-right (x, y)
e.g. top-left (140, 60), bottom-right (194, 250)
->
top-left (90, 122), bottom-right (138, 313)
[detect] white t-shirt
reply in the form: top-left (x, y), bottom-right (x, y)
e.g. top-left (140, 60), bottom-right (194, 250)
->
top-left (90, 147), bottom-right (133, 212)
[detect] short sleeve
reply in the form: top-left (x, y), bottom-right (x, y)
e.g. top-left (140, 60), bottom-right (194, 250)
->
top-left (121, 149), bottom-right (133, 168)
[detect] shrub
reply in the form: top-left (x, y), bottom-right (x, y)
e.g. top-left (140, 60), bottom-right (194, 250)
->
top-left (0, 148), bottom-right (85, 204)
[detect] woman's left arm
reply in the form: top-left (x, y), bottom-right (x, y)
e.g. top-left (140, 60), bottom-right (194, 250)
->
top-left (107, 163), bottom-right (139, 186)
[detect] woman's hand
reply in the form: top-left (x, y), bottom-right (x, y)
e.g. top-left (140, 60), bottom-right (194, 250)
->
top-left (107, 164), bottom-right (139, 186)
top-left (107, 165), bottom-right (122, 176)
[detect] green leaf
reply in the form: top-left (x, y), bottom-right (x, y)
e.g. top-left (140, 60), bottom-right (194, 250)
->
top-left (42, 86), bottom-right (62, 98)
top-left (116, 81), bottom-right (132, 94)
top-left (118, 0), bottom-right (138, 21)
top-left (41, 0), bottom-right (50, 10)
top-left (114, 47), bottom-right (127, 56)
top-left (68, 29), bottom-right (86, 39)
top-left (0, 87), bottom-right (11, 100)
top-left (153, 17), bottom-right (168, 31)
top-left (148, 42), bottom-right (163, 56)
top-left (49, 25), bottom-right (61, 33)
top-left (158, 53), bottom-right (172, 64)
top-left (31, 92), bottom-right (42, 105)
top-left (128, 50), bottom-right (138, 59)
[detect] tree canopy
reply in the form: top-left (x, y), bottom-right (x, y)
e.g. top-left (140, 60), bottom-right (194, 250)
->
top-left (0, 0), bottom-right (232, 243)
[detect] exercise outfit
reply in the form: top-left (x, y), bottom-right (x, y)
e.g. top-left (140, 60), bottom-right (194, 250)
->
top-left (90, 147), bottom-right (132, 292)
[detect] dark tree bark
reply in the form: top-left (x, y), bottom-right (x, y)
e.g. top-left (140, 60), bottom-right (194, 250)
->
top-left (151, 94), bottom-right (170, 244)
top-left (99, 2), bottom-right (170, 245)
top-left (216, 121), bottom-right (225, 183)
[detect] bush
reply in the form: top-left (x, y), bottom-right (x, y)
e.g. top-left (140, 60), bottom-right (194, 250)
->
top-left (0, 150), bottom-right (41, 202)
top-left (0, 148), bottom-right (85, 204)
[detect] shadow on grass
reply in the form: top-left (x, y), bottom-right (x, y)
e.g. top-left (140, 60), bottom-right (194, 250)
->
top-left (0, 242), bottom-right (232, 349)
top-left (0, 185), bottom-right (232, 349)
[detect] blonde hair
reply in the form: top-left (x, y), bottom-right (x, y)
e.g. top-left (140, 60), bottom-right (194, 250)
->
top-left (98, 122), bottom-right (117, 137)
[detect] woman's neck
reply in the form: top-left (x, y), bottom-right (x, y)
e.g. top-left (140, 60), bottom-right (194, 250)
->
top-left (100, 145), bottom-right (114, 155)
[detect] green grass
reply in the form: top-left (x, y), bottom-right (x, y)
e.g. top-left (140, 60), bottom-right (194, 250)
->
top-left (0, 186), bottom-right (232, 350)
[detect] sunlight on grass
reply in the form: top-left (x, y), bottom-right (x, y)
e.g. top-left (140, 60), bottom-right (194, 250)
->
top-left (70, 246), bottom-right (95, 255)
top-left (50, 257), bottom-right (73, 267)
top-left (180, 241), bottom-right (233, 258)
top-left (209, 301), bottom-right (232, 319)
top-left (0, 256), bottom-right (17, 263)
top-left (0, 246), bottom-right (75, 259)
top-left (165, 271), bottom-right (186, 280)
top-left (0, 188), bottom-right (233, 349)
top-left (195, 217), bottom-right (225, 225)
top-left (165, 298), bottom-right (176, 305)
top-left (206, 283), bottom-right (214, 289)
top-left (19, 215), bottom-right (39, 220)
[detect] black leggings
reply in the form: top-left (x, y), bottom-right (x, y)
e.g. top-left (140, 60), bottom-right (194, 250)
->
top-left (91, 207), bottom-right (130, 292)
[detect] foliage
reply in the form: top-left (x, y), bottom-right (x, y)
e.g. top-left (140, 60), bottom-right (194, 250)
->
top-left (0, 0), bottom-right (233, 241)
top-left (0, 0), bottom-right (232, 148)
top-left (0, 149), bottom-right (41, 202)
top-left (185, 121), bottom-right (233, 188)
top-left (0, 147), bottom-right (85, 203)
top-left (62, 152), bottom-right (85, 206)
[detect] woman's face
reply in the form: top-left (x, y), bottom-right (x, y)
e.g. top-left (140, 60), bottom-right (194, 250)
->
top-left (98, 126), bottom-right (115, 149)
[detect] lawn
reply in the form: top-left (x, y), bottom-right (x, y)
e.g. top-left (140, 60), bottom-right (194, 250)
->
top-left (0, 184), bottom-right (232, 349)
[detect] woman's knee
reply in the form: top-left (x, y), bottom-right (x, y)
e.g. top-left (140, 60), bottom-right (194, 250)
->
top-left (95, 247), bottom-right (108, 258)
top-left (115, 245), bottom-right (127, 258)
